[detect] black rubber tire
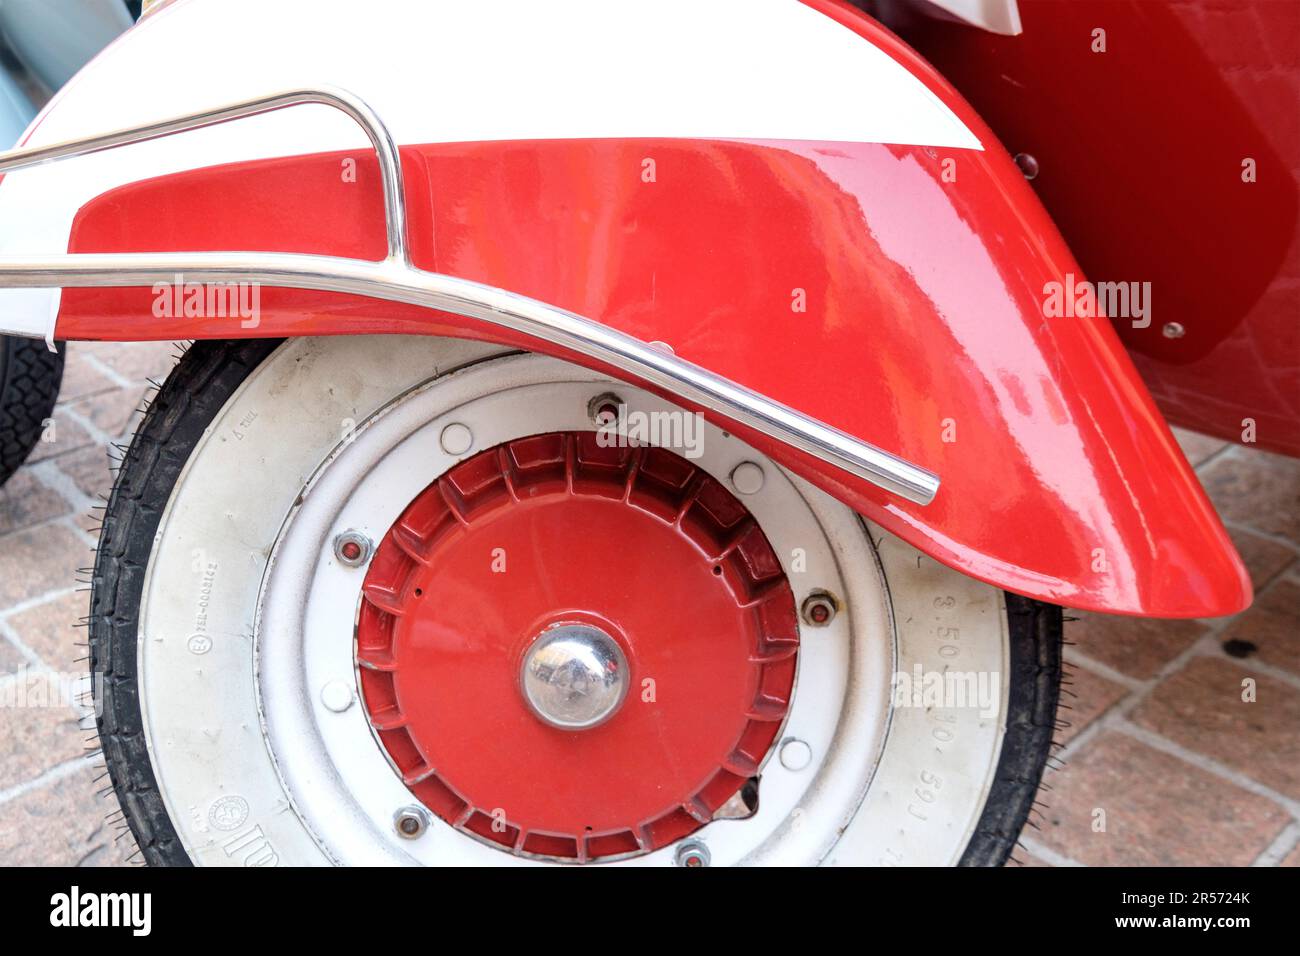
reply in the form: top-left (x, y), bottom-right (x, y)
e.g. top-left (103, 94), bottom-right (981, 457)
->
top-left (91, 338), bottom-right (1062, 867)
top-left (0, 336), bottom-right (64, 486)
top-left (958, 593), bottom-right (1063, 866)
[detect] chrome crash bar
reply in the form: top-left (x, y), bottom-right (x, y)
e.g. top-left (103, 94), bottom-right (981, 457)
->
top-left (0, 86), bottom-right (939, 505)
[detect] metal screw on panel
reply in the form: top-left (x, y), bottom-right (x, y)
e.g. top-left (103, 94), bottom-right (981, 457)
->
top-left (730, 461), bottom-right (765, 495)
top-left (439, 422), bottom-right (474, 455)
top-left (588, 392), bottom-right (624, 428)
top-left (801, 591), bottom-right (837, 627)
top-left (1162, 322), bottom-right (1186, 339)
top-left (394, 806), bottom-right (431, 839)
top-left (334, 530), bottom-right (372, 567)
top-left (1013, 153), bottom-right (1040, 180)
top-left (675, 841), bottom-right (710, 867)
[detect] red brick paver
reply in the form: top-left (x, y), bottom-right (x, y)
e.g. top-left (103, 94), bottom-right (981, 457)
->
top-left (1018, 429), bottom-right (1299, 867)
top-left (1056, 664), bottom-right (1129, 747)
top-left (1067, 614), bottom-right (1210, 681)
top-left (0, 342), bottom-right (178, 867)
top-left (1034, 732), bottom-right (1290, 867)
top-left (0, 765), bottom-right (138, 867)
top-left (1131, 658), bottom-right (1300, 800)
top-left (1200, 447), bottom-right (1300, 542)
top-left (1219, 577), bottom-right (1300, 678)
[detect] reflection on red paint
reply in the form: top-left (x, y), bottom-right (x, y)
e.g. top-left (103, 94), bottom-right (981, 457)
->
top-left (888, 0), bottom-right (1300, 454)
top-left (60, 129), bottom-right (1249, 617)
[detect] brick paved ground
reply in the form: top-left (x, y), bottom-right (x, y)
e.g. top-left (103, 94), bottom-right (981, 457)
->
top-left (1015, 431), bottom-right (1300, 867)
top-left (0, 341), bottom-right (1296, 866)
top-left (0, 340), bottom-right (179, 865)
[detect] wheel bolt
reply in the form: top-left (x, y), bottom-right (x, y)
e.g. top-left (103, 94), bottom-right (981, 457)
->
top-left (394, 806), bottom-right (430, 839)
top-left (334, 531), bottom-right (372, 567)
top-left (801, 591), bottom-right (837, 627)
top-left (675, 841), bottom-right (710, 867)
top-left (588, 392), bottom-right (623, 428)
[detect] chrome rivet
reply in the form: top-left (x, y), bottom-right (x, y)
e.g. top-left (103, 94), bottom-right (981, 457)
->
top-left (394, 806), bottom-right (430, 839)
top-left (801, 591), bottom-right (837, 627)
top-left (779, 738), bottom-right (813, 771)
top-left (675, 841), bottom-right (710, 867)
top-left (334, 530), bottom-right (372, 567)
top-left (320, 680), bottom-right (355, 713)
top-left (649, 340), bottom-right (675, 355)
top-left (730, 461), bottom-right (765, 495)
top-left (439, 422), bottom-right (473, 456)
top-left (1162, 322), bottom-right (1186, 339)
top-left (588, 392), bottom-right (624, 428)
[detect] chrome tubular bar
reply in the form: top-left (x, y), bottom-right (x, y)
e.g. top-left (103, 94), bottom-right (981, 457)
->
top-left (0, 87), bottom-right (410, 263)
top-left (0, 87), bottom-right (939, 505)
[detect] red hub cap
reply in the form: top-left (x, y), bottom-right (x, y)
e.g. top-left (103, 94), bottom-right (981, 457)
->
top-left (357, 431), bottom-right (798, 861)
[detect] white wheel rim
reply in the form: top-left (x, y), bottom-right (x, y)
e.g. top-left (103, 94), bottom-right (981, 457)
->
top-left (135, 336), bottom-right (1008, 866)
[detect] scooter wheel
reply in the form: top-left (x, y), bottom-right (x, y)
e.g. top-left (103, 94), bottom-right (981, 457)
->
top-left (0, 335), bottom-right (63, 486)
top-left (90, 337), bottom-right (1061, 866)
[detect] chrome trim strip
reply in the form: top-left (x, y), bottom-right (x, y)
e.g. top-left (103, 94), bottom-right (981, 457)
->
top-left (0, 87), bottom-right (410, 263)
top-left (0, 88), bottom-right (938, 505)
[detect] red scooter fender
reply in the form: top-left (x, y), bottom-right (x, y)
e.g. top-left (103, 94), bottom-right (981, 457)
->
top-left (0, 0), bottom-right (1251, 617)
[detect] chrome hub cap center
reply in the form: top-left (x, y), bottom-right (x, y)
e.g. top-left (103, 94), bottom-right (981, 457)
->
top-left (520, 624), bottom-right (629, 730)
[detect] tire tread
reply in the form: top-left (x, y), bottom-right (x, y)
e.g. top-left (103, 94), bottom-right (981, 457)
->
top-left (0, 336), bottom-right (65, 485)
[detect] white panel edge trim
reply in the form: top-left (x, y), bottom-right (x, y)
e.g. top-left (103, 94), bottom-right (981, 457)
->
top-left (0, 288), bottom-right (61, 342)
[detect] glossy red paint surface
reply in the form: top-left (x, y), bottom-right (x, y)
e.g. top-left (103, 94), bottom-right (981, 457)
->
top-left (53, 7), bottom-right (1251, 618)
top-left (357, 433), bottom-right (797, 859)
top-left (58, 133), bottom-right (1250, 617)
top-left (881, 0), bottom-right (1300, 455)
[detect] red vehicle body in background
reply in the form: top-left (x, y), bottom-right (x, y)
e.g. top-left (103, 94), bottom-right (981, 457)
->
top-left (870, 0), bottom-right (1300, 455)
